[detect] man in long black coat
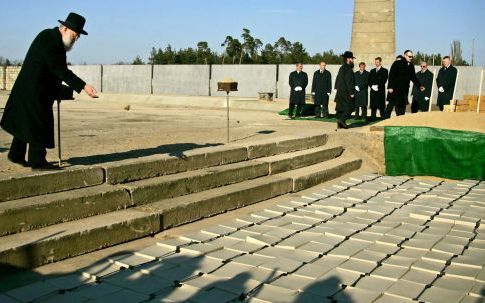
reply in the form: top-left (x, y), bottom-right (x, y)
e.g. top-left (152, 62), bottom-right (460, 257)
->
top-left (354, 62), bottom-right (369, 119)
top-left (288, 63), bottom-right (308, 118)
top-left (311, 61), bottom-right (332, 118)
top-left (385, 50), bottom-right (424, 118)
top-left (1, 13), bottom-right (98, 169)
top-left (411, 62), bottom-right (434, 113)
top-left (368, 57), bottom-right (388, 120)
top-left (436, 56), bottom-right (458, 111)
top-left (334, 51), bottom-right (356, 128)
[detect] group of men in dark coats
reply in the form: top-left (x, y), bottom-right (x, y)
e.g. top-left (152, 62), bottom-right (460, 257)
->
top-left (1, 13), bottom-right (98, 170)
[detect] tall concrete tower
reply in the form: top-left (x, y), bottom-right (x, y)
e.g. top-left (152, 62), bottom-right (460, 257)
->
top-left (351, 0), bottom-right (396, 66)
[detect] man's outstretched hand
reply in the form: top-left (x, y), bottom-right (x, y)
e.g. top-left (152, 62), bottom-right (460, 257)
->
top-left (84, 84), bottom-right (98, 98)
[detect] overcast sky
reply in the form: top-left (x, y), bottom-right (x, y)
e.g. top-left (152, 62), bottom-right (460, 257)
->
top-left (1, 0), bottom-right (484, 65)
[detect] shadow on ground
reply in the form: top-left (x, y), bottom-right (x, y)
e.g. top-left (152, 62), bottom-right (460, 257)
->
top-left (0, 249), bottom-right (353, 302)
top-left (67, 142), bottom-right (223, 166)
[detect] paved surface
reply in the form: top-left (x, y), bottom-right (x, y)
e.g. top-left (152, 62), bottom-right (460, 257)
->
top-left (2, 174), bottom-right (484, 303)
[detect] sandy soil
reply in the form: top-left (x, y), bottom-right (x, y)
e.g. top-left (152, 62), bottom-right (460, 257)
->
top-left (372, 111), bottom-right (485, 133)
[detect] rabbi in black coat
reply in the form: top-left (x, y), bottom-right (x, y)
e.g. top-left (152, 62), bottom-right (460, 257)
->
top-left (0, 13), bottom-right (98, 170)
top-left (411, 61), bottom-right (434, 113)
top-left (334, 51), bottom-right (356, 129)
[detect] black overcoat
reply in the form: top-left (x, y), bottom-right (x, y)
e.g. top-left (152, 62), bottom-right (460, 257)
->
top-left (354, 70), bottom-right (369, 107)
top-left (0, 27), bottom-right (85, 148)
top-left (387, 59), bottom-right (421, 107)
top-left (311, 69), bottom-right (332, 105)
top-left (436, 66), bottom-right (458, 107)
top-left (334, 63), bottom-right (355, 112)
top-left (368, 67), bottom-right (388, 109)
top-left (412, 69), bottom-right (433, 110)
top-left (289, 71), bottom-right (308, 105)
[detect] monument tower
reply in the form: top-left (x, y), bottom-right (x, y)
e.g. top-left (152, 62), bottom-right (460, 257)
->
top-left (351, 0), bottom-right (396, 65)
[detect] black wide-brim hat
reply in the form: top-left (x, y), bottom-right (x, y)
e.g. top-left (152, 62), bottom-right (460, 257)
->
top-left (341, 51), bottom-right (356, 59)
top-left (58, 12), bottom-right (88, 35)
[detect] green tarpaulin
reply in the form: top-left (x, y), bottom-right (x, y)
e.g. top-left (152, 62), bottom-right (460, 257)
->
top-left (384, 126), bottom-right (485, 180)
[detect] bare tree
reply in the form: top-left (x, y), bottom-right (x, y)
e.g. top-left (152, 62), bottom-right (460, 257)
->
top-left (450, 40), bottom-right (464, 66)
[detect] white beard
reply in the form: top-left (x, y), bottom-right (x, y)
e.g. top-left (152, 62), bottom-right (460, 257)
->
top-left (62, 35), bottom-right (75, 51)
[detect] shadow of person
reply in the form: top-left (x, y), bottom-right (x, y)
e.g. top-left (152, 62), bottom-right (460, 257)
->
top-left (67, 142), bottom-right (223, 166)
top-left (294, 276), bottom-right (352, 303)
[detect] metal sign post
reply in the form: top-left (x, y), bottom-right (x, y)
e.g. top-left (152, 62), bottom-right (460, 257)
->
top-left (57, 99), bottom-right (62, 167)
top-left (217, 79), bottom-right (238, 143)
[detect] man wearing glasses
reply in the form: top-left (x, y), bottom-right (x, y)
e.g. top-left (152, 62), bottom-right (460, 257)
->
top-left (1, 12), bottom-right (98, 170)
top-left (385, 50), bottom-right (424, 118)
top-left (411, 62), bottom-right (434, 113)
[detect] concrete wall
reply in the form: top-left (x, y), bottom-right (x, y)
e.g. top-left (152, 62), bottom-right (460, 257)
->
top-left (153, 65), bottom-right (209, 96)
top-left (210, 65), bottom-right (277, 97)
top-left (1, 64), bottom-right (484, 104)
top-left (69, 65), bottom-right (102, 93)
top-left (5, 66), bottom-right (21, 90)
top-left (0, 66), bottom-right (5, 90)
top-left (102, 65), bottom-right (152, 94)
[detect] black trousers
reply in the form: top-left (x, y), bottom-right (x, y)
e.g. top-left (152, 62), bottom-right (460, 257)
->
top-left (354, 107), bottom-right (367, 118)
top-left (384, 102), bottom-right (406, 118)
top-left (288, 104), bottom-right (303, 117)
top-left (315, 105), bottom-right (329, 117)
top-left (370, 108), bottom-right (385, 119)
top-left (8, 137), bottom-right (47, 166)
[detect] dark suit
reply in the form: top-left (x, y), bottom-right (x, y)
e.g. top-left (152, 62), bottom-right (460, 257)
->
top-left (436, 65), bottom-right (458, 111)
top-left (368, 67), bottom-right (388, 118)
top-left (354, 70), bottom-right (369, 118)
top-left (1, 27), bottom-right (85, 165)
top-left (411, 69), bottom-right (433, 113)
top-left (385, 59), bottom-right (421, 117)
top-left (334, 62), bottom-right (355, 123)
top-left (311, 69), bottom-right (332, 117)
top-left (288, 70), bottom-right (308, 117)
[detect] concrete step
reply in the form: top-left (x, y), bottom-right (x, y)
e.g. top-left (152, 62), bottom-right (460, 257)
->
top-left (103, 134), bottom-right (328, 184)
top-left (0, 150), bottom-right (361, 269)
top-left (277, 153), bottom-right (363, 192)
top-left (0, 167), bottom-right (104, 203)
top-left (0, 144), bottom-right (341, 236)
top-left (0, 134), bottom-right (328, 202)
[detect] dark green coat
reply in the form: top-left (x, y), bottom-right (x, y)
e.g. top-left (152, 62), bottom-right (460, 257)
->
top-left (1, 27), bottom-right (85, 148)
top-left (436, 65), bottom-right (457, 107)
top-left (334, 63), bottom-right (355, 112)
top-left (289, 71), bottom-right (308, 105)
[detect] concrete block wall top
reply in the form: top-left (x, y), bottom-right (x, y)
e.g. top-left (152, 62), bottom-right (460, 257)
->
top-left (210, 65), bottom-right (277, 97)
top-left (152, 65), bottom-right (210, 96)
top-left (102, 65), bottom-right (152, 94)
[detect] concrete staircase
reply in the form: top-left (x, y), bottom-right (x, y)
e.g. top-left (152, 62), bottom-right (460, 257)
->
top-left (0, 134), bottom-right (362, 269)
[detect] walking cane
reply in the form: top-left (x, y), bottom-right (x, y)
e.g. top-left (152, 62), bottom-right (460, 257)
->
top-left (57, 99), bottom-right (62, 167)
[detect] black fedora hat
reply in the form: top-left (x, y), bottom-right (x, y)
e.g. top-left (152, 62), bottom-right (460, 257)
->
top-left (58, 12), bottom-right (88, 35)
top-left (341, 51), bottom-right (355, 59)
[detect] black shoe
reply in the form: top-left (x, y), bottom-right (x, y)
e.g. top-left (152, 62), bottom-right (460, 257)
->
top-left (337, 121), bottom-right (349, 129)
top-left (7, 156), bottom-right (29, 167)
top-left (31, 161), bottom-right (61, 171)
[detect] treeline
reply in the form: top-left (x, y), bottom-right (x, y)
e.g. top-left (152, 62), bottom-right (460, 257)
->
top-left (132, 28), bottom-right (469, 66)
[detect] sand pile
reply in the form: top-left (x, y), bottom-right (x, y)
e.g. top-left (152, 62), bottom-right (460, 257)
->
top-left (373, 112), bottom-right (485, 133)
